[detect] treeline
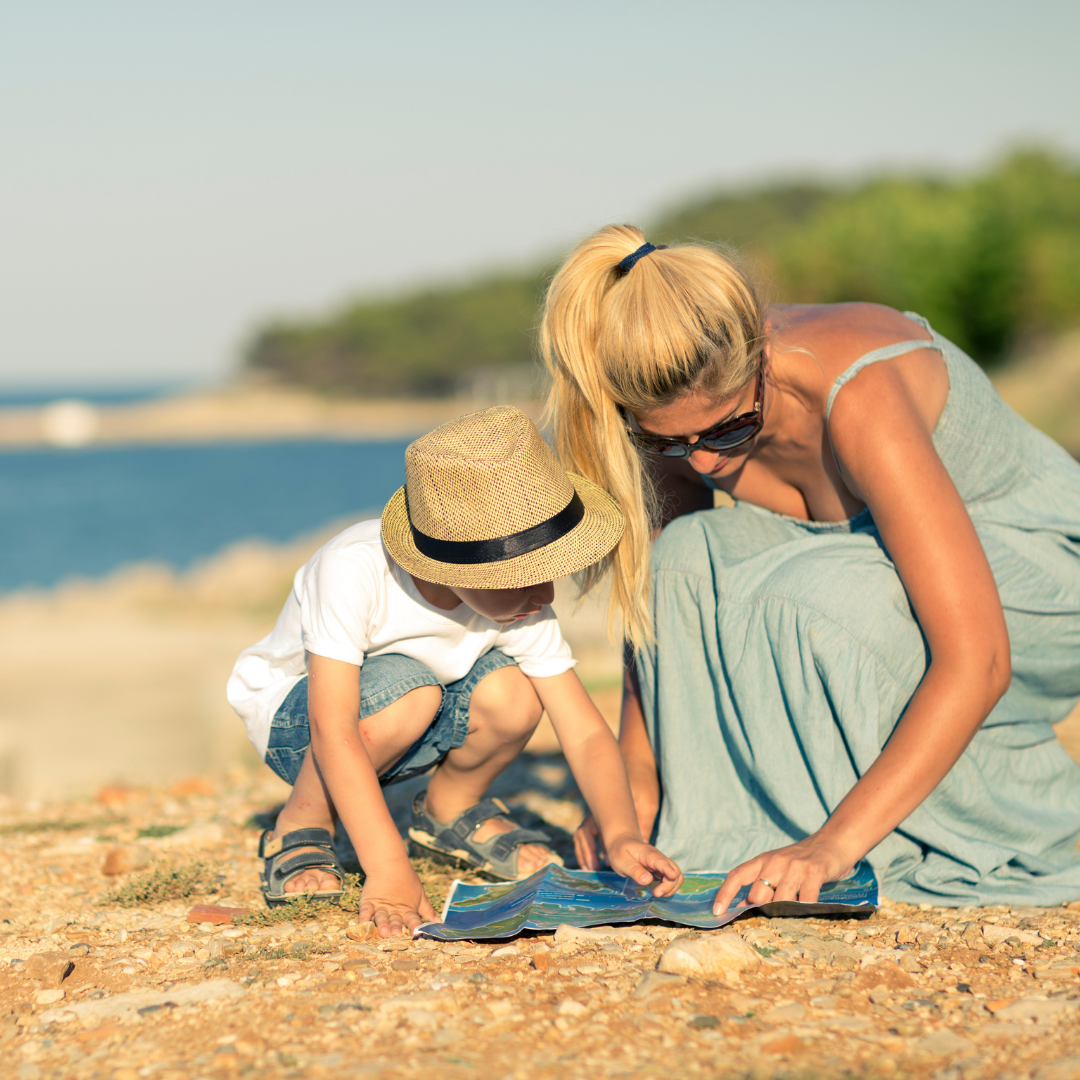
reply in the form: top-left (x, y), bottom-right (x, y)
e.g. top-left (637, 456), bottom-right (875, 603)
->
top-left (245, 150), bottom-right (1080, 396)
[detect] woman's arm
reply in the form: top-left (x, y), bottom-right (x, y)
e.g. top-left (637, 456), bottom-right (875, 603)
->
top-left (713, 356), bottom-right (1011, 912)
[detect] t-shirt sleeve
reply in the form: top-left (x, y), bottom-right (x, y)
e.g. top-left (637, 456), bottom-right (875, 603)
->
top-left (298, 546), bottom-right (377, 667)
top-left (494, 608), bottom-right (576, 678)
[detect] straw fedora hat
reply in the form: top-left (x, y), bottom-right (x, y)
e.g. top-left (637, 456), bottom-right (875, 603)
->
top-left (381, 406), bottom-right (625, 589)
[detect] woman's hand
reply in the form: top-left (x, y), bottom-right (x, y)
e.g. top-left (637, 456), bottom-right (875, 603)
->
top-left (606, 836), bottom-right (684, 897)
top-left (574, 812), bottom-right (605, 870)
top-left (711, 832), bottom-right (856, 915)
top-left (357, 865), bottom-right (438, 937)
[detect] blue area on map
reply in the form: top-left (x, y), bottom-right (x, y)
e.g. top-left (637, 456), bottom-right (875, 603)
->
top-left (419, 861), bottom-right (879, 940)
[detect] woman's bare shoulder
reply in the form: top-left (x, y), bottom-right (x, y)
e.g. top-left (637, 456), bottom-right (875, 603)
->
top-left (770, 303), bottom-right (933, 374)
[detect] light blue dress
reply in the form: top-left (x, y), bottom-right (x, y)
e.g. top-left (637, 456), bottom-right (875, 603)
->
top-left (638, 314), bottom-right (1080, 906)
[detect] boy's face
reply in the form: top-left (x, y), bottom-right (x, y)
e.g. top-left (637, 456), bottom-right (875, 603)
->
top-left (450, 581), bottom-right (556, 625)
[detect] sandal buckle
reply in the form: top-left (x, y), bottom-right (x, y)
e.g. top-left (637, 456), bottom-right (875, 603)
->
top-left (262, 834), bottom-right (283, 857)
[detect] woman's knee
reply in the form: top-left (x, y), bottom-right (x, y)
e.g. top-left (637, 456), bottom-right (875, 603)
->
top-left (469, 665), bottom-right (542, 736)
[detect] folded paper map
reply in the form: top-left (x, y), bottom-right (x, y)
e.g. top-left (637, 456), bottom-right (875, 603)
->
top-left (417, 860), bottom-right (878, 941)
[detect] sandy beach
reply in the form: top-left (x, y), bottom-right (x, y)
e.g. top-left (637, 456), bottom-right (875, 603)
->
top-left (2, 763), bottom-right (1080, 1080)
top-left (0, 386), bottom-right (540, 450)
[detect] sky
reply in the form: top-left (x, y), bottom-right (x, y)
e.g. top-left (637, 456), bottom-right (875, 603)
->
top-left (2, 0), bottom-right (1079, 388)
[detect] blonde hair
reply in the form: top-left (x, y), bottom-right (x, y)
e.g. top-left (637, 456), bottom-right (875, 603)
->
top-left (540, 224), bottom-right (766, 647)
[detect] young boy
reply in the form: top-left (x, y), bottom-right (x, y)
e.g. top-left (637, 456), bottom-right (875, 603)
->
top-left (227, 406), bottom-right (682, 936)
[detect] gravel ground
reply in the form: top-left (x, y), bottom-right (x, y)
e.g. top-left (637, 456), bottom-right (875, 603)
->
top-left (2, 761), bottom-right (1080, 1080)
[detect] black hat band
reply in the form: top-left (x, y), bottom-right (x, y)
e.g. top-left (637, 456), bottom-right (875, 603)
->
top-left (406, 490), bottom-right (585, 565)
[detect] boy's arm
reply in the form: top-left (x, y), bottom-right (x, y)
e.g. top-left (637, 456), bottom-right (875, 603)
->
top-left (306, 653), bottom-right (435, 934)
top-left (529, 668), bottom-right (683, 896)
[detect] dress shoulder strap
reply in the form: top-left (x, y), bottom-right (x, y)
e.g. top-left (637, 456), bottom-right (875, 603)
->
top-left (825, 312), bottom-right (945, 422)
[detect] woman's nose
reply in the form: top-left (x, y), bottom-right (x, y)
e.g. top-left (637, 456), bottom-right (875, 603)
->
top-left (688, 444), bottom-right (723, 473)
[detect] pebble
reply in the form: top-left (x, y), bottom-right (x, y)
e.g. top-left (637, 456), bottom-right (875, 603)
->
top-left (346, 921), bottom-right (378, 942)
top-left (992, 996), bottom-right (1080, 1023)
top-left (101, 844), bottom-right (153, 876)
top-left (557, 999), bottom-right (588, 1017)
top-left (186, 903), bottom-right (250, 924)
top-left (554, 923), bottom-right (652, 945)
top-left (657, 933), bottom-right (762, 979)
top-left (23, 952), bottom-right (74, 988)
top-left (916, 1030), bottom-right (977, 1055)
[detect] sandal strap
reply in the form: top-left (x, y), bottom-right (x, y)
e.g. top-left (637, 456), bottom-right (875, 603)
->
top-left (260, 826), bottom-right (336, 859)
top-left (483, 826), bottom-right (553, 862)
top-left (444, 797), bottom-right (514, 840)
top-left (269, 849), bottom-right (345, 885)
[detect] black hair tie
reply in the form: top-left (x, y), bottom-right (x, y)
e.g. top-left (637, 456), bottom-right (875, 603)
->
top-left (614, 242), bottom-right (666, 276)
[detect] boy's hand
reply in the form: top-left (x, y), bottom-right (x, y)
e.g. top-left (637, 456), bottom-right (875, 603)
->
top-left (605, 837), bottom-right (684, 897)
top-left (358, 864), bottom-right (438, 937)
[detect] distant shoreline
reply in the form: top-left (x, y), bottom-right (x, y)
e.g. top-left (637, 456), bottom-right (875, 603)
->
top-left (0, 384), bottom-right (541, 450)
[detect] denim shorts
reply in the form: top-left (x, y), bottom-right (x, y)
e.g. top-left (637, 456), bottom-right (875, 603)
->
top-left (265, 649), bottom-right (517, 787)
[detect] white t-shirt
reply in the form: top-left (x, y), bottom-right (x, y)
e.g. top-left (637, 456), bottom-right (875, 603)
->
top-left (227, 519), bottom-right (576, 758)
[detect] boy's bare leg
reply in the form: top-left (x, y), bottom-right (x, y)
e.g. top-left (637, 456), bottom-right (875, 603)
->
top-left (269, 684), bottom-right (443, 894)
top-left (425, 665), bottom-right (557, 875)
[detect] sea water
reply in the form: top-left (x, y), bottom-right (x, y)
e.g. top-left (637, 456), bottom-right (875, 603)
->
top-left (0, 439), bottom-right (410, 592)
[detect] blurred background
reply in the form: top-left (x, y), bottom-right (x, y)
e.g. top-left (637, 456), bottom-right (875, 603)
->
top-left (2, 0), bottom-right (1079, 797)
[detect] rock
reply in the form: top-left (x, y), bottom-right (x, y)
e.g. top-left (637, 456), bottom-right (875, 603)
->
top-left (346, 921), bottom-right (378, 942)
top-left (916, 1031), bottom-right (977, 1056)
top-left (23, 952), bottom-right (74, 988)
top-left (489, 945), bottom-right (518, 957)
top-left (17, 1064), bottom-right (41, 1080)
top-left (763, 1034), bottom-right (803, 1055)
top-left (898, 951), bottom-right (923, 974)
top-left (1035, 1055), bottom-right (1080, 1080)
top-left (532, 949), bottom-right (550, 973)
top-left (761, 1002), bottom-right (806, 1024)
top-left (34, 989), bottom-right (65, 1006)
top-left (852, 964), bottom-right (916, 992)
top-left (431, 1028), bottom-right (463, 1047)
top-left (150, 821), bottom-right (224, 849)
top-left (983, 924), bottom-right (1041, 946)
top-left (379, 990), bottom-right (456, 1014)
top-left (993, 997), bottom-right (1080, 1023)
top-left (633, 971), bottom-right (685, 999)
top-left (39, 978), bottom-right (245, 1024)
top-left (961, 922), bottom-right (982, 944)
top-left (657, 933), bottom-right (762, 980)
top-left (186, 904), bottom-right (249, 924)
top-left (391, 959), bottom-right (419, 971)
top-left (688, 1014), bottom-right (719, 1029)
top-left (169, 776), bottom-right (216, 797)
top-left (403, 1008), bottom-right (439, 1028)
top-left (554, 924), bottom-right (652, 945)
top-left (557, 999), bottom-right (588, 1017)
top-left (250, 922), bottom-right (295, 940)
top-left (101, 845), bottom-right (153, 876)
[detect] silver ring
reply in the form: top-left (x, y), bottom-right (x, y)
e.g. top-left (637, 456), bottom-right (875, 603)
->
top-left (757, 877), bottom-right (777, 890)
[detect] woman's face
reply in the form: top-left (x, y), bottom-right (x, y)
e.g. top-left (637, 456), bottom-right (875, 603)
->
top-left (633, 377), bottom-right (762, 480)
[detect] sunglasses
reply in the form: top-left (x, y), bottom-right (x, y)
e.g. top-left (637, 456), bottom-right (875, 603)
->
top-left (624, 367), bottom-right (765, 459)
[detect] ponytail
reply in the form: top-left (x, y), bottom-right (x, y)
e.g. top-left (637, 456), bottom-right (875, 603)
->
top-left (540, 225), bottom-right (765, 647)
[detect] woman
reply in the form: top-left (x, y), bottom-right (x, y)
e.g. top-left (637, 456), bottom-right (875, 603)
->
top-left (546, 225), bottom-right (1080, 910)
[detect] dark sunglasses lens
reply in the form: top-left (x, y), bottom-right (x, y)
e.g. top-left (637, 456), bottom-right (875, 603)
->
top-left (700, 423), bottom-right (759, 451)
top-left (657, 441), bottom-right (689, 458)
